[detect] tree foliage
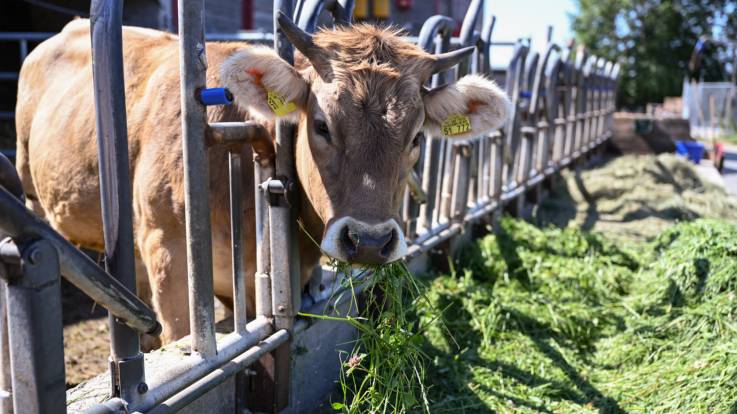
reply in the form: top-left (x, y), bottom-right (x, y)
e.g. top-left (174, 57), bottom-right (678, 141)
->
top-left (571, 0), bottom-right (736, 109)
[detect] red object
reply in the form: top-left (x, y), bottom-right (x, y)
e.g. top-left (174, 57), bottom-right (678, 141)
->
top-left (396, 0), bottom-right (412, 10)
top-left (714, 142), bottom-right (725, 173)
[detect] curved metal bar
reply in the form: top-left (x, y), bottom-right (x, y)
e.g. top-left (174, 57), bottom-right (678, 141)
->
top-left (611, 62), bottom-right (621, 80)
top-left (0, 153), bottom-right (23, 203)
top-left (459, 0), bottom-right (483, 47)
top-left (544, 56), bottom-right (564, 123)
top-left (90, 0), bottom-right (149, 402)
top-left (502, 41), bottom-right (529, 186)
top-left (0, 187), bottom-right (160, 336)
top-left (479, 14), bottom-right (496, 74)
top-left (505, 41), bottom-right (529, 96)
top-left (524, 51), bottom-right (539, 94)
top-left (295, 0), bottom-right (325, 33)
top-left (327, 0), bottom-right (354, 25)
top-left (417, 15), bottom-right (455, 86)
top-left (457, 0), bottom-right (483, 75)
top-left (417, 15), bottom-right (455, 52)
top-left (295, 0), bottom-right (353, 33)
top-left (529, 43), bottom-right (561, 114)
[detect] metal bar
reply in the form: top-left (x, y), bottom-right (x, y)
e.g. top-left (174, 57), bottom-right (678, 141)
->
top-left (458, 0), bottom-right (483, 75)
top-left (89, 0), bottom-right (146, 401)
top-left (0, 33), bottom-right (55, 41)
top-left (418, 137), bottom-right (441, 232)
top-left (0, 188), bottom-right (160, 335)
top-left (255, 161), bottom-right (274, 319)
top-left (18, 40), bottom-right (28, 62)
top-left (83, 319), bottom-right (271, 413)
top-left (229, 153), bottom-right (248, 334)
top-left (0, 153), bottom-right (24, 203)
top-left (295, 0), bottom-right (325, 33)
top-left (272, 0), bottom-right (297, 333)
top-left (0, 276), bottom-right (13, 414)
top-left (178, 0), bottom-right (217, 358)
top-left (3, 239), bottom-right (66, 414)
top-left (265, 2), bottom-right (297, 412)
top-left (449, 144), bottom-right (471, 221)
top-left (140, 330), bottom-right (289, 414)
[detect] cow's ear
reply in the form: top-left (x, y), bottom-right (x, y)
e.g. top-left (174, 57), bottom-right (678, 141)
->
top-left (422, 74), bottom-right (511, 139)
top-left (221, 46), bottom-right (308, 123)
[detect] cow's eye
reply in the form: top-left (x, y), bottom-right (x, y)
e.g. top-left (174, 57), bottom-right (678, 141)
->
top-left (314, 119), bottom-right (331, 142)
top-left (411, 133), bottom-right (422, 149)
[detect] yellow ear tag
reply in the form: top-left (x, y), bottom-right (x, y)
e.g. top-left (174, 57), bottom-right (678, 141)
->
top-left (440, 114), bottom-right (471, 136)
top-left (267, 90), bottom-right (297, 117)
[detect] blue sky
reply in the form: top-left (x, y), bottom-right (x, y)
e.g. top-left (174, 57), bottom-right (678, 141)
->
top-left (483, 0), bottom-right (578, 65)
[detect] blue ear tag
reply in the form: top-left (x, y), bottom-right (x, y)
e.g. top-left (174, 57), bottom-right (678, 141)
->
top-left (199, 87), bottom-right (233, 106)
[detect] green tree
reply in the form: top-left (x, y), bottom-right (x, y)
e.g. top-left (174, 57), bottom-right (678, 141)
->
top-left (571, 0), bottom-right (735, 109)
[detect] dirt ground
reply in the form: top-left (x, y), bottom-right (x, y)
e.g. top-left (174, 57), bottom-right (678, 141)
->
top-left (61, 279), bottom-right (110, 388)
top-left (62, 276), bottom-right (230, 388)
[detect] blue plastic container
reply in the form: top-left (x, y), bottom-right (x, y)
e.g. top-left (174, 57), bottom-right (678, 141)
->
top-left (675, 140), bottom-right (704, 164)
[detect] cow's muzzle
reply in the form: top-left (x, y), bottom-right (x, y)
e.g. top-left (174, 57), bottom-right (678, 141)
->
top-left (321, 217), bottom-right (407, 264)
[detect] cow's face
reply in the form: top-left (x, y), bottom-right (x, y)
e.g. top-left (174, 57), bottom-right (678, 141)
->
top-left (223, 16), bottom-right (510, 265)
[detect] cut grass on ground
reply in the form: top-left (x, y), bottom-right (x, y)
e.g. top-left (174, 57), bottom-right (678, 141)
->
top-left (419, 217), bottom-right (737, 413)
top-left (537, 154), bottom-right (737, 241)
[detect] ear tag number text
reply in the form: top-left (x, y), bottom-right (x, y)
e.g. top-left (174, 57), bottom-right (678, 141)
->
top-left (441, 114), bottom-right (471, 136)
top-left (267, 90), bottom-right (297, 117)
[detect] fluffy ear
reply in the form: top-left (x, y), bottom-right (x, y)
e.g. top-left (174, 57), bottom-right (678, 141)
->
top-left (423, 74), bottom-right (512, 139)
top-left (221, 46), bottom-right (309, 123)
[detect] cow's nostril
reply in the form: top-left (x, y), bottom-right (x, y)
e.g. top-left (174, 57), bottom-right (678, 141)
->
top-left (380, 229), bottom-right (396, 258)
top-left (341, 226), bottom-right (357, 258)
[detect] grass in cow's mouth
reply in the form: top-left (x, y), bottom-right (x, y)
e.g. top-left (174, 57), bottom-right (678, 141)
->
top-left (299, 251), bottom-right (442, 413)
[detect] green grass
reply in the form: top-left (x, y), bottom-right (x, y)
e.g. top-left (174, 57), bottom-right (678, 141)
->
top-left (302, 216), bottom-right (737, 413)
top-left (302, 260), bottom-right (436, 414)
top-left (419, 217), bottom-right (737, 413)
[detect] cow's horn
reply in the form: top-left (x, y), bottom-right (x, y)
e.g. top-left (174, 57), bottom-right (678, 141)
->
top-left (430, 46), bottom-right (476, 75)
top-left (276, 11), bottom-right (333, 80)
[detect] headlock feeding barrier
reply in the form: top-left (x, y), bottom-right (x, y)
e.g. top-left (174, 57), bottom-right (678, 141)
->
top-left (0, 0), bottom-right (619, 413)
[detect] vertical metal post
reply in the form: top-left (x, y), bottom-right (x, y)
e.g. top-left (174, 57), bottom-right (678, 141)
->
top-left (0, 279), bottom-right (12, 414)
top-left (449, 144), bottom-right (471, 221)
top-left (229, 152), bottom-right (248, 334)
top-left (418, 138), bottom-right (442, 232)
top-left (254, 161), bottom-right (274, 320)
top-left (89, 0), bottom-right (146, 402)
top-left (269, 1), bottom-right (297, 412)
top-left (178, 0), bottom-right (217, 358)
top-left (271, 0), bottom-right (296, 334)
top-left (2, 240), bottom-right (66, 414)
top-left (18, 41), bottom-right (28, 62)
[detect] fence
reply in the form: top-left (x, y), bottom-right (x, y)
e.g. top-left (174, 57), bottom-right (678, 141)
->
top-left (682, 80), bottom-right (736, 139)
top-left (0, 0), bottom-right (618, 413)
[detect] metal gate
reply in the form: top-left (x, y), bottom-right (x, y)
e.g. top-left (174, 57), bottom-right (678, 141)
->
top-left (0, 0), bottom-right (618, 413)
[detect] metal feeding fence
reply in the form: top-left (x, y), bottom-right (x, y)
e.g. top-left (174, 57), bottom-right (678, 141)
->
top-left (0, 0), bottom-right (618, 413)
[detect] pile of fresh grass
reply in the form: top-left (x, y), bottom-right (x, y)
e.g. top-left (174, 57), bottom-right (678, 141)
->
top-left (419, 217), bottom-right (737, 413)
top-left (538, 153), bottom-right (737, 240)
top-left (303, 261), bottom-right (436, 413)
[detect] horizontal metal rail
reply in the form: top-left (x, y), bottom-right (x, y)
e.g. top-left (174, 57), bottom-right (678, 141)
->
top-left (140, 329), bottom-right (290, 414)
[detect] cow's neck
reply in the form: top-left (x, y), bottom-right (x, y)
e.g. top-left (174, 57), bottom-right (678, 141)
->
top-left (297, 180), bottom-right (324, 248)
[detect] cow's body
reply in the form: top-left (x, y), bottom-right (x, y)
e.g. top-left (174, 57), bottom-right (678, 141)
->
top-left (15, 20), bottom-right (297, 345)
top-left (17, 18), bottom-right (510, 347)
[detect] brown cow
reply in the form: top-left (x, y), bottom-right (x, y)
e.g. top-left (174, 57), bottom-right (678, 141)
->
top-left (15, 17), bottom-right (510, 347)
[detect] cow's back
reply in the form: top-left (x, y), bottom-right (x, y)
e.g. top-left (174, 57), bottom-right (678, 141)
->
top-left (15, 19), bottom-right (245, 250)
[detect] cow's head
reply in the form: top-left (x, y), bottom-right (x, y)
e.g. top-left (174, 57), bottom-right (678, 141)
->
top-left (222, 14), bottom-right (510, 265)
